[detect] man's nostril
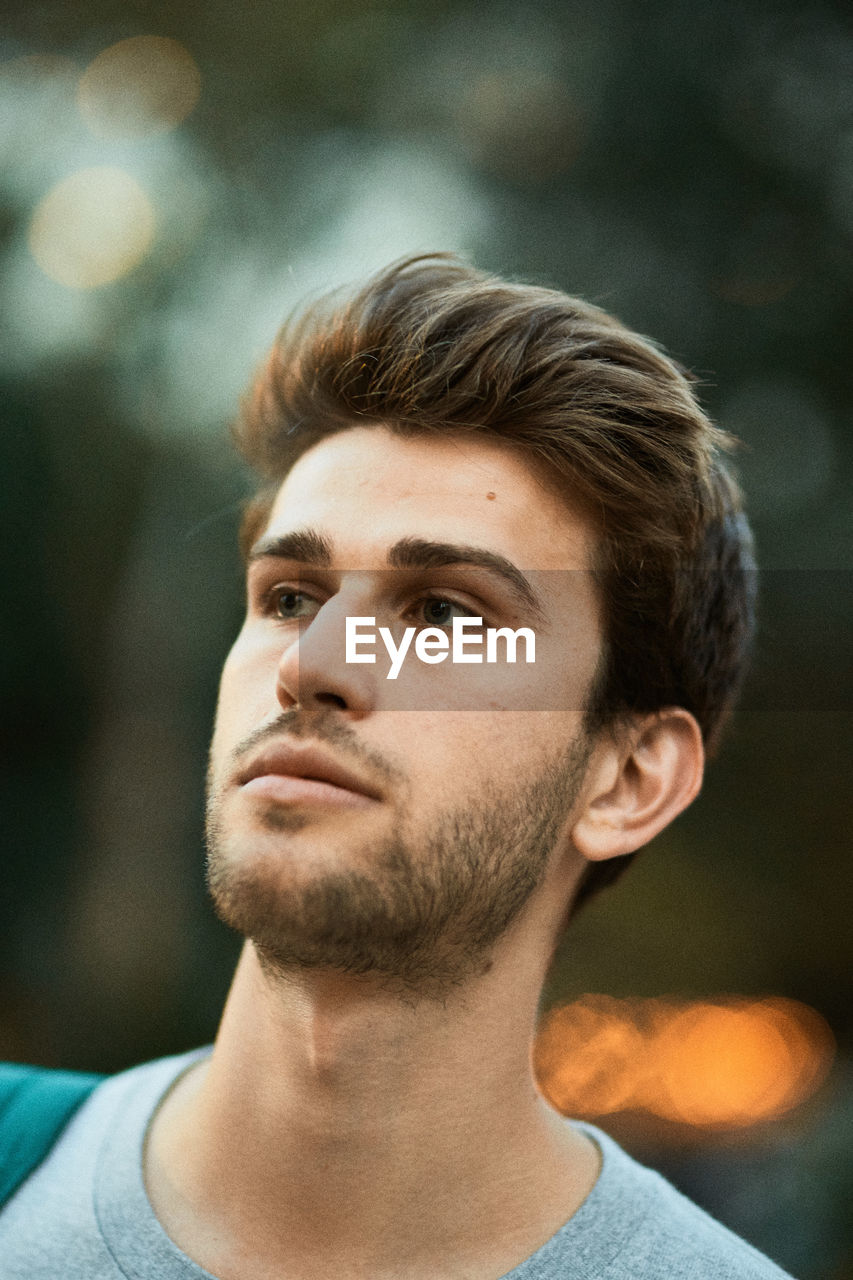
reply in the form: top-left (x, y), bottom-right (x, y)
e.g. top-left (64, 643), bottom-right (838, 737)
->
top-left (315, 692), bottom-right (347, 710)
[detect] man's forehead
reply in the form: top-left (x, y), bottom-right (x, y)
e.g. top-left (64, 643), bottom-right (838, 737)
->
top-left (259, 425), bottom-right (596, 573)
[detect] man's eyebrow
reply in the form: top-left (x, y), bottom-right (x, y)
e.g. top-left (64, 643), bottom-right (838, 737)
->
top-left (248, 529), bottom-right (547, 625)
top-left (387, 537), bottom-right (547, 626)
top-left (248, 528), bottom-right (333, 566)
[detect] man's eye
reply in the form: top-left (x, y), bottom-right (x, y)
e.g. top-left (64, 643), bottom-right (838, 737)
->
top-left (267, 589), bottom-right (318, 620)
top-left (417, 598), bottom-right (478, 628)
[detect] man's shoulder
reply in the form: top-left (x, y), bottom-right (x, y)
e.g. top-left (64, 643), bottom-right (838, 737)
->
top-left (569, 1123), bottom-right (794, 1280)
top-left (0, 1061), bottom-right (107, 1212)
top-left (0, 1049), bottom-right (210, 1279)
top-left (619, 1164), bottom-right (793, 1279)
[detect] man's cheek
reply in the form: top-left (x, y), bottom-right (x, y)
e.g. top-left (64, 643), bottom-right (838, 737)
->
top-left (210, 665), bottom-right (257, 763)
top-left (218, 637), bottom-right (275, 708)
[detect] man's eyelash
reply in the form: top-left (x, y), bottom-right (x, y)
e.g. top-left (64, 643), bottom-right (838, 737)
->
top-left (408, 594), bottom-right (483, 622)
top-left (254, 585), bottom-right (489, 623)
top-left (258, 584), bottom-right (318, 616)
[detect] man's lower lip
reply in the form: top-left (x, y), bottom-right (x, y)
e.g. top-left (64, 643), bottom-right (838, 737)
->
top-left (240, 775), bottom-right (376, 807)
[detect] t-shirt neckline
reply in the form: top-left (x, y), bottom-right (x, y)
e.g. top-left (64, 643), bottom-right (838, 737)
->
top-left (94, 1048), bottom-right (651, 1280)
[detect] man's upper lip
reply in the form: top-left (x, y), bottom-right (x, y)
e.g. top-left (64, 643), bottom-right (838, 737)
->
top-left (237, 742), bottom-right (381, 800)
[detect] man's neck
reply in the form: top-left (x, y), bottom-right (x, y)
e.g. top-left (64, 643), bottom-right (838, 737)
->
top-left (145, 938), bottom-right (599, 1280)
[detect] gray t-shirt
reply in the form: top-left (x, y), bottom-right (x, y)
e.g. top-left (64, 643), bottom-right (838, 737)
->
top-left (0, 1049), bottom-right (793, 1278)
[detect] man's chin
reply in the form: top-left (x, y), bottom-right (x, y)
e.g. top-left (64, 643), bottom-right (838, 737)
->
top-left (204, 850), bottom-right (480, 993)
top-left (203, 736), bottom-right (588, 996)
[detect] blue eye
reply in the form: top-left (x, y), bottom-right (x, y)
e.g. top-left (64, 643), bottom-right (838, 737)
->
top-left (271, 589), bottom-right (316, 620)
top-left (420, 598), bottom-right (475, 627)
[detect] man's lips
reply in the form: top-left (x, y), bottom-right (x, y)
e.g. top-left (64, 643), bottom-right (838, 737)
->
top-left (236, 741), bottom-right (382, 805)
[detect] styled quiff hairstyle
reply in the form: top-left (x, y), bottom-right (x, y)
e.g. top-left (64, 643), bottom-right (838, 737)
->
top-left (233, 253), bottom-right (755, 909)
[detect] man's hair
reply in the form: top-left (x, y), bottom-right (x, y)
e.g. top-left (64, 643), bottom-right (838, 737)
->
top-left (232, 253), bottom-right (755, 910)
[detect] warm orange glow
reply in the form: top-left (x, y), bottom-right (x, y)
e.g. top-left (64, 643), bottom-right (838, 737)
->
top-left (77, 36), bottom-right (201, 139)
top-left (29, 167), bottom-right (156, 289)
top-left (535, 995), bottom-right (649, 1116)
top-left (535, 995), bottom-right (834, 1131)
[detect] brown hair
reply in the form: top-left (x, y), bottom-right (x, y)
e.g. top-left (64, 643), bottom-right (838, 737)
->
top-left (232, 253), bottom-right (755, 909)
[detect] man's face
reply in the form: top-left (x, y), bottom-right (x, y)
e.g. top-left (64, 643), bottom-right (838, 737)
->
top-left (206, 425), bottom-right (603, 992)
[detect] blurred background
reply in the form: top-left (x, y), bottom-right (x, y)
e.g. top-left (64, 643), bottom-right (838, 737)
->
top-left (0, 0), bottom-right (850, 1273)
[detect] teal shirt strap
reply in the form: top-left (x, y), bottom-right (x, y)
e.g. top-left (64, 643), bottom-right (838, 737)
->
top-left (0, 1063), bottom-right (105, 1207)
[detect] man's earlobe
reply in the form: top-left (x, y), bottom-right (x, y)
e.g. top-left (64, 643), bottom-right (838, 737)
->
top-left (571, 710), bottom-right (704, 863)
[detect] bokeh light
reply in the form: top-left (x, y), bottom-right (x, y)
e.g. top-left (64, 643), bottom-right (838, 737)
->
top-left (456, 70), bottom-right (580, 182)
top-left (535, 996), bottom-right (835, 1132)
top-left (28, 167), bottom-right (156, 289)
top-left (77, 36), bottom-right (201, 140)
top-left (655, 999), bottom-right (833, 1127)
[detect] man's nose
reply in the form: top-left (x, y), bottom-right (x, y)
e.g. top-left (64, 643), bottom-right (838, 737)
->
top-left (276, 593), bottom-right (375, 717)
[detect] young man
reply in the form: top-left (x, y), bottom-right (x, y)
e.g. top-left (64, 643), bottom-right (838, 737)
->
top-left (2, 255), bottom-right (788, 1277)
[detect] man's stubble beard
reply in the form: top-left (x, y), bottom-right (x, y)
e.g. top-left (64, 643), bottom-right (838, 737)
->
top-left (205, 716), bottom-right (591, 998)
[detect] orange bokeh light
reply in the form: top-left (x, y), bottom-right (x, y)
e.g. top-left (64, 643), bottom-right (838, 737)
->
top-left (534, 995), bottom-right (834, 1131)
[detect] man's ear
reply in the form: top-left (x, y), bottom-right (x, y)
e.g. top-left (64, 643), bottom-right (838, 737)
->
top-left (571, 709), bottom-right (704, 862)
